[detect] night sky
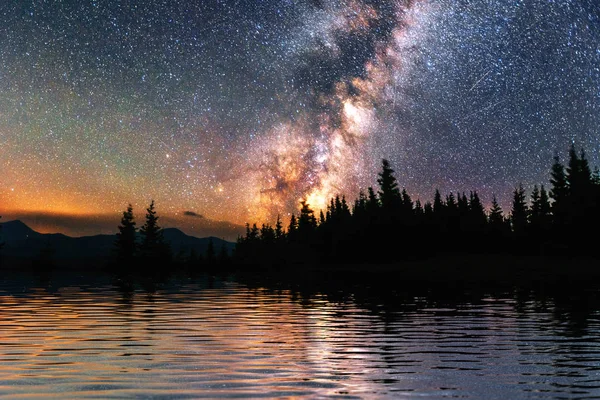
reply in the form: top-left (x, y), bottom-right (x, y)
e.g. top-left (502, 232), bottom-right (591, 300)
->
top-left (1, 0), bottom-right (600, 239)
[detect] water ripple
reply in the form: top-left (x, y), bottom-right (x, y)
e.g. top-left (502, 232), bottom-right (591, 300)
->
top-left (1, 273), bottom-right (600, 398)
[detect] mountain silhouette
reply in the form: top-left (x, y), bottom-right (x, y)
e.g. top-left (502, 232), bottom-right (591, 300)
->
top-left (2, 220), bottom-right (42, 240)
top-left (0, 220), bottom-right (234, 268)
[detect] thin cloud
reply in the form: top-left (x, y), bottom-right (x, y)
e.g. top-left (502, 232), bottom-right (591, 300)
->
top-left (183, 211), bottom-right (204, 218)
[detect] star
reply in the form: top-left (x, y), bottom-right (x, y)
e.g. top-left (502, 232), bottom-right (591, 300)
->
top-left (0, 0), bottom-right (598, 239)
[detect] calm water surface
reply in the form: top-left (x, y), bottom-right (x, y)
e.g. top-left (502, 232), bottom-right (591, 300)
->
top-left (1, 271), bottom-right (600, 399)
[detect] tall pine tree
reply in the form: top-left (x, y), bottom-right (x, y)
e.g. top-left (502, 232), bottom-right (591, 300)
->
top-left (114, 204), bottom-right (137, 265)
top-left (298, 200), bottom-right (317, 240)
top-left (511, 184), bottom-right (528, 236)
top-left (274, 215), bottom-right (284, 240)
top-left (139, 200), bottom-right (170, 264)
top-left (377, 159), bottom-right (401, 211)
top-left (488, 196), bottom-right (504, 229)
top-left (550, 154), bottom-right (568, 228)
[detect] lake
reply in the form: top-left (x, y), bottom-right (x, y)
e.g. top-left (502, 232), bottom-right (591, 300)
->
top-left (1, 269), bottom-right (599, 399)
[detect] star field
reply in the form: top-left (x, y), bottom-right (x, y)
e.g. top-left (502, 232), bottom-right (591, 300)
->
top-left (1, 0), bottom-right (600, 238)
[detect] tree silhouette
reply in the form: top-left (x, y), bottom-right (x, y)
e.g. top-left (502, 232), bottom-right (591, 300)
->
top-left (486, 195), bottom-right (509, 253)
top-left (139, 200), bottom-right (171, 265)
top-left (248, 223), bottom-right (260, 242)
top-left (511, 184), bottom-right (528, 237)
top-left (433, 189), bottom-right (444, 214)
top-left (274, 215), bottom-right (284, 241)
top-left (374, 160), bottom-right (403, 260)
top-left (539, 185), bottom-right (551, 224)
top-left (529, 185), bottom-right (542, 226)
top-left (286, 214), bottom-right (299, 247)
top-left (445, 192), bottom-right (459, 232)
top-left (288, 214), bottom-right (298, 234)
top-left (366, 187), bottom-right (379, 213)
top-left (114, 204), bottom-right (137, 265)
top-left (488, 196), bottom-right (504, 228)
top-left (528, 184), bottom-right (550, 230)
top-left (353, 190), bottom-right (368, 216)
top-left (566, 144), bottom-right (592, 197)
top-left (458, 192), bottom-right (469, 219)
top-left (593, 166), bottom-right (600, 186)
top-left (319, 210), bottom-right (326, 225)
top-left (528, 185), bottom-right (549, 253)
top-left (340, 196), bottom-right (351, 219)
top-left (298, 200), bottom-right (317, 244)
top-left (565, 145), bottom-right (595, 253)
top-left (550, 154), bottom-right (568, 228)
top-left (414, 199), bottom-right (424, 223)
top-left (377, 159), bottom-right (401, 211)
top-left (466, 191), bottom-right (487, 238)
top-left (260, 224), bottom-right (275, 245)
top-left (400, 188), bottom-right (414, 220)
top-left (232, 150), bottom-right (600, 268)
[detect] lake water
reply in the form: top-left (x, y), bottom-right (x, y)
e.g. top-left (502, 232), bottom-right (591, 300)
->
top-left (1, 270), bottom-right (600, 399)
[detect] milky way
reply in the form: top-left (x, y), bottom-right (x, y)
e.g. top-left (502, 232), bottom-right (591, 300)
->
top-left (1, 0), bottom-right (600, 238)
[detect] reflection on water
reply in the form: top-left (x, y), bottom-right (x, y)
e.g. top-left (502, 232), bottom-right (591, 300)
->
top-left (1, 271), bottom-right (600, 398)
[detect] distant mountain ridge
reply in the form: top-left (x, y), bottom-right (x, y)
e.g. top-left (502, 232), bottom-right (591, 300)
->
top-left (0, 220), bottom-right (235, 268)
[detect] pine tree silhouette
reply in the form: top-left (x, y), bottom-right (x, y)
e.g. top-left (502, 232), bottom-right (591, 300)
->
top-left (424, 201), bottom-right (433, 212)
top-left (260, 223), bottom-right (275, 245)
top-left (400, 188), bottom-right (414, 218)
top-left (565, 145), bottom-right (595, 253)
top-left (287, 214), bottom-right (298, 244)
top-left (433, 189), bottom-right (444, 214)
top-left (511, 184), bottom-right (528, 237)
top-left (593, 166), bottom-right (600, 186)
top-left (529, 185), bottom-right (541, 226)
top-left (366, 187), bottom-right (379, 215)
top-left (233, 151), bottom-right (600, 267)
top-left (377, 159), bottom-right (401, 211)
top-left (298, 200), bottom-right (317, 243)
top-left (468, 191), bottom-right (487, 235)
top-left (353, 190), bottom-right (368, 216)
top-left (340, 195), bottom-right (351, 219)
top-left (566, 144), bottom-right (592, 197)
top-left (488, 195), bottom-right (504, 228)
top-left (458, 192), bottom-right (469, 218)
top-left (139, 200), bottom-right (171, 265)
top-left (414, 199), bottom-right (424, 216)
top-left (539, 185), bottom-right (551, 224)
top-left (247, 223), bottom-right (259, 242)
top-left (274, 215), bottom-right (284, 241)
top-left (445, 192), bottom-right (459, 233)
top-left (430, 189), bottom-right (447, 243)
top-left (114, 204), bottom-right (137, 265)
top-left (550, 154), bottom-right (568, 228)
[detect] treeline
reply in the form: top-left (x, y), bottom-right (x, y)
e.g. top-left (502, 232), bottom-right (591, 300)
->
top-left (234, 144), bottom-right (600, 265)
top-left (1, 144), bottom-right (597, 272)
top-left (0, 201), bottom-right (229, 272)
top-left (112, 200), bottom-right (230, 272)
